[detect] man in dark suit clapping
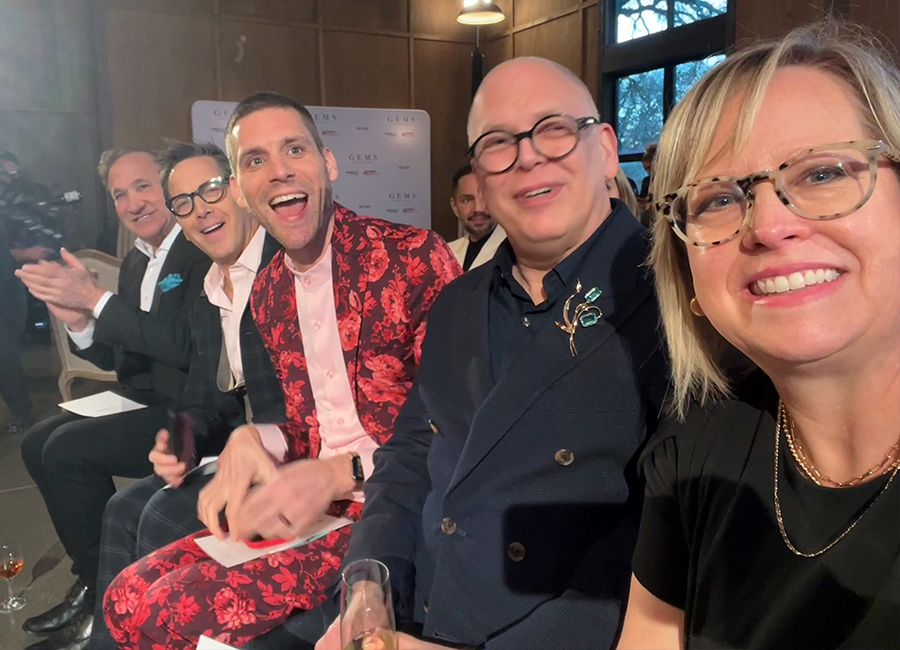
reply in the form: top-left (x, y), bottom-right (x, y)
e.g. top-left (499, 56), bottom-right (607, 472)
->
top-left (318, 57), bottom-right (668, 650)
top-left (15, 149), bottom-right (210, 650)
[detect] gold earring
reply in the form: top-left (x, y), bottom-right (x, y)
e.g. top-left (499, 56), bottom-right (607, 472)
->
top-left (689, 297), bottom-right (705, 317)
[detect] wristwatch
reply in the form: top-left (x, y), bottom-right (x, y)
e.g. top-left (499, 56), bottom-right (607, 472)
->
top-left (349, 451), bottom-right (365, 489)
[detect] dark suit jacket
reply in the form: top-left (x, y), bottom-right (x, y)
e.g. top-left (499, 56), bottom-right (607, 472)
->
top-left (346, 210), bottom-right (669, 649)
top-left (73, 229), bottom-right (210, 406)
top-left (180, 233), bottom-right (286, 455)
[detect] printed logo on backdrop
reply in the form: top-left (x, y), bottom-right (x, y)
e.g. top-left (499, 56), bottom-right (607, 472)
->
top-left (313, 113), bottom-right (339, 136)
top-left (347, 153), bottom-right (380, 177)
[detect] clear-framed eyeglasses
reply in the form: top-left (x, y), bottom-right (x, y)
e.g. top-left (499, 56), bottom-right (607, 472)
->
top-left (656, 140), bottom-right (900, 247)
top-left (466, 114), bottom-right (600, 174)
top-left (167, 176), bottom-right (228, 218)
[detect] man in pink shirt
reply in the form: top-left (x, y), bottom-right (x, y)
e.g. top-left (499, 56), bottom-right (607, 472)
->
top-left (101, 93), bottom-right (461, 650)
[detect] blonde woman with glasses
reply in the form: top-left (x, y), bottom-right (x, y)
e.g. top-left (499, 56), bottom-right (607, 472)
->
top-left (617, 22), bottom-right (900, 650)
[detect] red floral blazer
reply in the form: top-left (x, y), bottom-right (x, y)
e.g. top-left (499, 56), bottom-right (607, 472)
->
top-left (250, 204), bottom-right (461, 462)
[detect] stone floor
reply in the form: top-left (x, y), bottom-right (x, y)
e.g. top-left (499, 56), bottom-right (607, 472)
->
top-left (0, 337), bottom-right (118, 650)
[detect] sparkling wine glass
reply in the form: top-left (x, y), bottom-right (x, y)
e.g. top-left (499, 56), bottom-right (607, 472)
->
top-left (340, 559), bottom-right (397, 650)
top-left (0, 540), bottom-right (25, 613)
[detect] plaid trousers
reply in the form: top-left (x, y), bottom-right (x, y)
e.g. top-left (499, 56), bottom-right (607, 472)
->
top-left (88, 473), bottom-right (212, 650)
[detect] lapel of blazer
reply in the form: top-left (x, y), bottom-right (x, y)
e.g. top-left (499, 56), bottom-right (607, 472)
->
top-left (231, 231), bottom-right (281, 379)
top-left (446, 268), bottom-right (494, 425)
top-left (121, 248), bottom-right (149, 308)
top-left (330, 206), bottom-right (368, 404)
top-left (447, 211), bottom-right (653, 492)
top-left (472, 225), bottom-right (506, 269)
top-left (150, 231), bottom-right (187, 313)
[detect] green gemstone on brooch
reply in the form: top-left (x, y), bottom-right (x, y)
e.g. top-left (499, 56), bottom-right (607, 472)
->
top-left (579, 311), bottom-right (600, 328)
top-left (584, 287), bottom-right (602, 303)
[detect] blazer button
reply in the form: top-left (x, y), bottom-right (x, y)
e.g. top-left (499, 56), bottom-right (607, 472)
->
top-left (428, 419), bottom-right (439, 434)
top-left (554, 449), bottom-right (575, 466)
top-left (508, 542), bottom-right (526, 562)
top-left (441, 517), bottom-right (457, 535)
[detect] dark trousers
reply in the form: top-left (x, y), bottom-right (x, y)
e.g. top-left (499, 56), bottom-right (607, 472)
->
top-left (88, 472), bottom-right (210, 650)
top-left (0, 310), bottom-right (31, 418)
top-left (20, 406), bottom-right (167, 598)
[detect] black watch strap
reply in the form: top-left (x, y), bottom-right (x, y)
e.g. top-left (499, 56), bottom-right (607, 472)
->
top-left (350, 451), bottom-right (365, 488)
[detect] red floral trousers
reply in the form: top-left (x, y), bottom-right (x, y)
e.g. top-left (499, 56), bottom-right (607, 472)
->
top-left (103, 503), bottom-right (361, 650)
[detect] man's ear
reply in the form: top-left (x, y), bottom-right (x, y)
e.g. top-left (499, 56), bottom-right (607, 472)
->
top-left (230, 174), bottom-right (249, 209)
top-left (449, 197), bottom-right (460, 219)
top-left (323, 148), bottom-right (339, 182)
top-left (596, 123), bottom-right (620, 182)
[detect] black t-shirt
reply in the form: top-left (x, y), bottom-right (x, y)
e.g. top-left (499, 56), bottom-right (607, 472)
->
top-left (633, 371), bottom-right (900, 649)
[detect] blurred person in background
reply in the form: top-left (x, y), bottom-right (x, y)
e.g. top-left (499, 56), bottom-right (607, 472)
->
top-left (447, 164), bottom-right (506, 271)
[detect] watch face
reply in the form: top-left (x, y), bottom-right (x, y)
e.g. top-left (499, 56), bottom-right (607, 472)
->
top-left (351, 454), bottom-right (365, 483)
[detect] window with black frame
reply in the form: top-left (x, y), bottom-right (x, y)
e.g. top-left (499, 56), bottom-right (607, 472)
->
top-left (601, 0), bottom-right (733, 201)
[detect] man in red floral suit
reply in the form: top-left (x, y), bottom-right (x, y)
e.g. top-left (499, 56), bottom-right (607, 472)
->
top-left (101, 92), bottom-right (461, 650)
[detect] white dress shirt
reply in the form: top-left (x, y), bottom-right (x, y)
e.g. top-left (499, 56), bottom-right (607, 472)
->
top-left (203, 225), bottom-right (266, 387)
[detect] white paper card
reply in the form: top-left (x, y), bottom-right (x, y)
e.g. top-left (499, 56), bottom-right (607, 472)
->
top-left (196, 636), bottom-right (239, 650)
top-left (194, 515), bottom-right (353, 568)
top-left (161, 456), bottom-right (218, 491)
top-left (59, 391), bottom-right (147, 418)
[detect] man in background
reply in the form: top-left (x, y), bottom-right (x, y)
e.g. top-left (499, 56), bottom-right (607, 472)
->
top-left (447, 164), bottom-right (505, 271)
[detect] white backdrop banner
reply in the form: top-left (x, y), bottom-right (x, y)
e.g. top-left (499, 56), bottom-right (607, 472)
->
top-left (191, 101), bottom-right (431, 230)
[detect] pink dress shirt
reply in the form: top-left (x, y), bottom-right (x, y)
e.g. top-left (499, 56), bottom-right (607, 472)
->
top-left (258, 245), bottom-right (377, 503)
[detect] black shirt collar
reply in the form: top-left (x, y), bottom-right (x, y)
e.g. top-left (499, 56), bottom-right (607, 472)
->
top-left (491, 199), bottom-right (626, 304)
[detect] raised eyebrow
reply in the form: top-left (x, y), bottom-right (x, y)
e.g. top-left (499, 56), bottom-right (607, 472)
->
top-left (478, 112), bottom-right (568, 137)
top-left (239, 147), bottom-right (267, 165)
top-left (130, 177), bottom-right (153, 188)
top-left (282, 135), bottom-right (312, 148)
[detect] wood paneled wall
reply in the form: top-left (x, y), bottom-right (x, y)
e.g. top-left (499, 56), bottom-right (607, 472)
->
top-left (0, 0), bottom-right (104, 250)
top-left (3, 0), bottom-right (897, 247)
top-left (98, 0), bottom-right (481, 241)
top-left (736, 0), bottom-right (899, 61)
top-left (482, 1), bottom-right (600, 106)
top-left (482, 0), bottom-right (900, 114)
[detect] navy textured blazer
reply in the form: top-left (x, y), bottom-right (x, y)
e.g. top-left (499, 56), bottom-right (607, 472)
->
top-left (345, 206), bottom-right (669, 649)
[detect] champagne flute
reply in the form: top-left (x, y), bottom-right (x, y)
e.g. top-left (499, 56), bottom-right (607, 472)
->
top-left (340, 559), bottom-right (397, 650)
top-left (0, 540), bottom-right (25, 613)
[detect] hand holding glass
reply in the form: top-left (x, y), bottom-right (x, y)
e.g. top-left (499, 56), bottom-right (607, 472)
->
top-left (340, 559), bottom-right (397, 650)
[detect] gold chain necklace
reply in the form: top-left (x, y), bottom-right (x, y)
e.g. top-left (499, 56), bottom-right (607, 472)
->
top-left (774, 400), bottom-right (900, 558)
top-left (784, 413), bottom-right (900, 487)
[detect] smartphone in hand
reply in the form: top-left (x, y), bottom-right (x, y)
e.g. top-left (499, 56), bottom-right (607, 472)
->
top-left (167, 409), bottom-right (197, 470)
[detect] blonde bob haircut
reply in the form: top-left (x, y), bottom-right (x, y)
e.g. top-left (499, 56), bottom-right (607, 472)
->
top-left (649, 20), bottom-right (900, 419)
